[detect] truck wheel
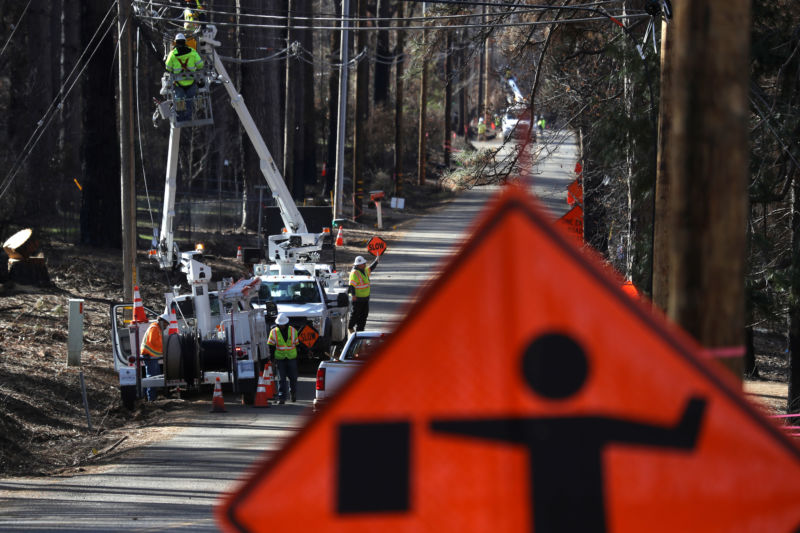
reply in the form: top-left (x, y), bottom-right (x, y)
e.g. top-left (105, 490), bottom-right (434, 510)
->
top-left (121, 385), bottom-right (136, 410)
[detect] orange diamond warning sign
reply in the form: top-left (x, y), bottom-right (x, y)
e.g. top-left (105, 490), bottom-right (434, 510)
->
top-left (297, 325), bottom-right (319, 348)
top-left (367, 236), bottom-right (387, 256)
top-left (218, 186), bottom-right (800, 533)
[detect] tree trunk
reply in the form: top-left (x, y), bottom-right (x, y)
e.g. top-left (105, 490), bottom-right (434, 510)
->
top-left (667, 0), bottom-right (751, 379)
top-left (373, 0), bottom-right (391, 108)
top-left (80, 0), bottom-right (121, 247)
top-left (417, 31), bottom-right (428, 186)
top-left (24, 1), bottom-right (55, 219)
top-left (240, 0), bottom-right (284, 230)
top-left (59, 0), bottom-right (83, 242)
top-left (352, 0), bottom-right (369, 220)
top-left (443, 31), bottom-right (452, 168)
top-left (298, 0), bottom-right (316, 198)
top-left (393, 2), bottom-right (405, 197)
top-left (283, 1), bottom-right (296, 196)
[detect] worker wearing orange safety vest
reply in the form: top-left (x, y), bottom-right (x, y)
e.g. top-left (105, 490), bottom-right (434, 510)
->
top-left (140, 313), bottom-right (170, 401)
top-left (348, 255), bottom-right (379, 333)
top-left (268, 313), bottom-right (300, 404)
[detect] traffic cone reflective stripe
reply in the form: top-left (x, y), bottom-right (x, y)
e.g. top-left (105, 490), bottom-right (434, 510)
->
top-left (236, 246), bottom-right (243, 261)
top-left (133, 286), bottom-right (147, 323)
top-left (335, 226), bottom-right (344, 247)
top-left (211, 377), bottom-right (226, 412)
top-left (168, 309), bottom-right (179, 336)
top-left (264, 364), bottom-right (275, 399)
top-left (253, 366), bottom-right (270, 408)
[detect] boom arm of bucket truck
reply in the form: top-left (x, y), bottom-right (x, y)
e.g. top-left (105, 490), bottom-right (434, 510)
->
top-left (153, 25), bottom-right (329, 280)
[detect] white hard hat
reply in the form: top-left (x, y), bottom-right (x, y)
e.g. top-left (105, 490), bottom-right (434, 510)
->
top-left (275, 313), bottom-right (289, 326)
top-left (158, 312), bottom-right (171, 323)
top-left (479, 117), bottom-right (484, 123)
top-left (175, 33), bottom-right (186, 41)
top-left (354, 256), bottom-right (367, 266)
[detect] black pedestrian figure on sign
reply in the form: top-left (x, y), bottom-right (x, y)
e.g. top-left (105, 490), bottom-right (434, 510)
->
top-left (431, 333), bottom-right (707, 533)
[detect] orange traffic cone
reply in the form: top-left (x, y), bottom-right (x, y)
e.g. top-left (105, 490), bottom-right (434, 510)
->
top-left (335, 226), bottom-right (344, 247)
top-left (263, 363), bottom-right (276, 399)
top-left (211, 377), bottom-right (226, 412)
top-left (253, 366), bottom-right (270, 408)
top-left (167, 309), bottom-right (179, 336)
top-left (133, 285), bottom-right (147, 323)
top-left (236, 246), bottom-right (243, 261)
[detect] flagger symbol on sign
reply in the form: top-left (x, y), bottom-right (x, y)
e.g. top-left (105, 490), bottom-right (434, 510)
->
top-left (431, 333), bottom-right (706, 533)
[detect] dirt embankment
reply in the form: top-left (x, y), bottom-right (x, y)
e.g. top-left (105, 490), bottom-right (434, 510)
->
top-left (0, 183), bottom-right (454, 478)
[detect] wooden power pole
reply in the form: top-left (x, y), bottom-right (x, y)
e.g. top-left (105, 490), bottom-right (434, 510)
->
top-left (651, 16), bottom-right (674, 311)
top-left (118, 0), bottom-right (136, 302)
top-left (667, 0), bottom-right (751, 379)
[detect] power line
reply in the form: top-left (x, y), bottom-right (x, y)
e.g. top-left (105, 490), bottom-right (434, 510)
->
top-left (131, 0), bottom-right (634, 24)
top-left (133, 12), bottom-right (649, 33)
top-left (0, 0), bottom-right (33, 62)
top-left (0, 4), bottom-right (119, 202)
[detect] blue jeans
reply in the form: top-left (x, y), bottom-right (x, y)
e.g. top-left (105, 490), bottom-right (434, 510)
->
top-left (174, 83), bottom-right (197, 122)
top-left (143, 357), bottom-right (161, 401)
top-left (276, 358), bottom-right (298, 401)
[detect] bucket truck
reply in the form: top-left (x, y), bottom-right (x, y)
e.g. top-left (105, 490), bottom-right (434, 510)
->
top-left (110, 26), bottom-right (347, 408)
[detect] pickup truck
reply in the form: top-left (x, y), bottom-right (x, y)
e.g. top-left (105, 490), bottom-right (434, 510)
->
top-left (314, 330), bottom-right (386, 411)
top-left (254, 270), bottom-right (350, 360)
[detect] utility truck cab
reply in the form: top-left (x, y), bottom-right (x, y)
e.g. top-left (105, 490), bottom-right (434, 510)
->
top-left (254, 263), bottom-right (350, 360)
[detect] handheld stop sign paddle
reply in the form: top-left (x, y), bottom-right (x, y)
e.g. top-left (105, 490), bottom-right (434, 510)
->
top-left (367, 236), bottom-right (387, 257)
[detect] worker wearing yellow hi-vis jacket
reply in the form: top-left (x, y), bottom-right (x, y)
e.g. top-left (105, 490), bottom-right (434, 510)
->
top-left (348, 255), bottom-right (379, 333)
top-left (268, 313), bottom-right (300, 404)
top-left (183, 0), bottom-right (205, 32)
top-left (165, 33), bottom-right (204, 121)
top-left (140, 313), bottom-right (169, 401)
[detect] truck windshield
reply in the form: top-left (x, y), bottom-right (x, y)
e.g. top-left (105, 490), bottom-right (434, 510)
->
top-left (261, 281), bottom-right (321, 304)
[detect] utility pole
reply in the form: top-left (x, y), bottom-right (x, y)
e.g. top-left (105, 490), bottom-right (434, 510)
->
top-left (118, 0), bottom-right (136, 303)
top-left (417, 3), bottom-right (428, 186)
top-left (477, 5), bottom-right (486, 120)
top-left (667, 0), bottom-right (751, 379)
top-left (283, 1), bottom-right (295, 195)
top-left (651, 16), bottom-right (674, 311)
top-left (333, 0), bottom-right (351, 220)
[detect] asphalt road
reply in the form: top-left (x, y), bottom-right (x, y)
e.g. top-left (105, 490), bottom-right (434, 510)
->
top-left (0, 131), bottom-right (576, 532)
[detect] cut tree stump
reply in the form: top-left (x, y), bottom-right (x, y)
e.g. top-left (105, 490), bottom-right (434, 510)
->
top-left (8, 256), bottom-right (50, 286)
top-left (3, 228), bottom-right (39, 260)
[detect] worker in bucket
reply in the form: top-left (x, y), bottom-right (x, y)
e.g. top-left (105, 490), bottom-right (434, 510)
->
top-left (267, 313), bottom-right (300, 404)
top-left (348, 255), bottom-right (379, 333)
top-left (140, 313), bottom-right (170, 401)
top-left (165, 33), bottom-right (204, 122)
